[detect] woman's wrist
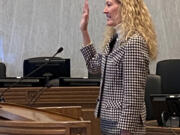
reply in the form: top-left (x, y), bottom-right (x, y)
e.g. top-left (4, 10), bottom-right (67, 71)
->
top-left (82, 41), bottom-right (92, 47)
top-left (81, 30), bottom-right (91, 46)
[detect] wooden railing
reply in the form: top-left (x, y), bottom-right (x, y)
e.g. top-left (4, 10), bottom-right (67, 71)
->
top-left (0, 103), bottom-right (91, 135)
top-left (1, 87), bottom-right (178, 135)
top-left (0, 86), bottom-right (100, 135)
top-left (0, 86), bottom-right (99, 108)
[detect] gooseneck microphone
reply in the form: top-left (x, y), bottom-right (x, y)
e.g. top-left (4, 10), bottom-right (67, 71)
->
top-left (25, 47), bottom-right (63, 77)
top-left (28, 47), bottom-right (64, 106)
top-left (0, 47), bottom-right (64, 102)
top-left (53, 47), bottom-right (63, 57)
top-left (24, 47), bottom-right (63, 77)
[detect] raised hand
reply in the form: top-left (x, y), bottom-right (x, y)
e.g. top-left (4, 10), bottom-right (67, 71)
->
top-left (80, 0), bottom-right (89, 32)
top-left (80, 0), bottom-right (91, 46)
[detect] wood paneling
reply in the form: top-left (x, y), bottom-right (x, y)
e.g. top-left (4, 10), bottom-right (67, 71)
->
top-left (0, 86), bottom-right (99, 108)
top-left (0, 103), bottom-right (91, 135)
top-left (0, 86), bottom-right (100, 135)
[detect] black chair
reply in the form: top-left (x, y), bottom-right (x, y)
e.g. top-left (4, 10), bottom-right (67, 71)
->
top-left (156, 59), bottom-right (180, 94)
top-left (0, 62), bottom-right (6, 78)
top-left (145, 74), bottom-right (161, 120)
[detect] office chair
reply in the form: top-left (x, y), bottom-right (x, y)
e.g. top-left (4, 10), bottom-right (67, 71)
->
top-left (145, 74), bottom-right (161, 120)
top-left (156, 59), bottom-right (180, 94)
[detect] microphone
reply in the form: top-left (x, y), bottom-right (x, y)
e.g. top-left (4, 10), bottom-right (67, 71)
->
top-left (0, 47), bottom-right (64, 102)
top-left (53, 47), bottom-right (63, 57)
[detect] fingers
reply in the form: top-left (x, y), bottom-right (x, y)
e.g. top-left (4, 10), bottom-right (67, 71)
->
top-left (80, 0), bottom-right (89, 32)
top-left (83, 0), bottom-right (89, 14)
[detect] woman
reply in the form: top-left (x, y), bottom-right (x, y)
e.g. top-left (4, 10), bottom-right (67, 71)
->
top-left (80, 0), bottom-right (157, 134)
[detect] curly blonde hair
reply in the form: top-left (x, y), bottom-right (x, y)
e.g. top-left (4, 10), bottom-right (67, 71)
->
top-left (102, 0), bottom-right (157, 60)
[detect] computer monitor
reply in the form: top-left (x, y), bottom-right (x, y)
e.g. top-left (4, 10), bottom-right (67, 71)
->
top-left (150, 94), bottom-right (180, 126)
top-left (23, 57), bottom-right (70, 80)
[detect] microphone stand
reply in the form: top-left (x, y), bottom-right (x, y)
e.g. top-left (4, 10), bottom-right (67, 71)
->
top-left (28, 84), bottom-right (52, 107)
top-left (0, 47), bottom-right (63, 102)
top-left (28, 74), bottom-right (53, 106)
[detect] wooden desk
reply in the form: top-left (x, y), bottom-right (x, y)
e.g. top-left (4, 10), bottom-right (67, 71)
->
top-left (0, 86), bottom-right (99, 108)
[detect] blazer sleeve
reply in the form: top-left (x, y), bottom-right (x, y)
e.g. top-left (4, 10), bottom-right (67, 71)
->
top-left (80, 44), bottom-right (102, 74)
top-left (118, 36), bottom-right (149, 130)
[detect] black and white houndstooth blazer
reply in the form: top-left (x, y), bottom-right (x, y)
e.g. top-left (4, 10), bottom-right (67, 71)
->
top-left (81, 33), bottom-right (149, 134)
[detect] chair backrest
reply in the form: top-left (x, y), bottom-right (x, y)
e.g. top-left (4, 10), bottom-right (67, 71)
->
top-left (156, 59), bottom-right (180, 94)
top-left (145, 74), bottom-right (161, 120)
top-left (0, 62), bottom-right (6, 78)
